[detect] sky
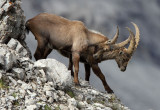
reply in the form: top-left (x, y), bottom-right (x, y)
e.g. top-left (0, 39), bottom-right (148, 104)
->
top-left (22, 0), bottom-right (160, 110)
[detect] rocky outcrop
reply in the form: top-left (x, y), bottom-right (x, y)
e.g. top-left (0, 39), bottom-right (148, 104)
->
top-left (0, 0), bottom-right (130, 110)
top-left (0, 39), bottom-right (130, 110)
top-left (0, 0), bottom-right (31, 58)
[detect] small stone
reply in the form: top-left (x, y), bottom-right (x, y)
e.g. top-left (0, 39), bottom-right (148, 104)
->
top-left (80, 80), bottom-right (89, 87)
top-left (104, 107), bottom-right (112, 110)
top-left (59, 104), bottom-right (69, 110)
top-left (59, 96), bottom-right (67, 102)
top-left (39, 69), bottom-right (46, 77)
top-left (26, 104), bottom-right (37, 110)
top-left (5, 52), bottom-right (17, 71)
top-left (21, 83), bottom-right (32, 90)
top-left (0, 55), bottom-right (5, 67)
top-left (48, 82), bottom-right (54, 86)
top-left (91, 89), bottom-right (99, 95)
top-left (1, 97), bottom-right (6, 104)
top-left (78, 101), bottom-right (86, 109)
top-left (36, 77), bottom-right (42, 84)
top-left (44, 84), bottom-right (52, 91)
top-left (31, 93), bottom-right (37, 99)
top-left (67, 98), bottom-right (77, 107)
top-left (12, 68), bottom-right (25, 80)
top-left (68, 106), bottom-right (78, 110)
top-left (77, 94), bottom-right (84, 100)
top-left (96, 107), bottom-right (102, 110)
top-left (8, 76), bottom-right (17, 85)
top-left (48, 97), bottom-right (54, 103)
top-left (41, 95), bottom-right (47, 102)
top-left (53, 93), bottom-right (59, 101)
top-left (19, 89), bottom-right (26, 98)
top-left (94, 103), bottom-right (105, 108)
top-left (58, 90), bottom-right (65, 96)
top-left (31, 82), bottom-right (37, 90)
top-left (86, 106), bottom-right (94, 110)
top-left (25, 98), bottom-right (36, 106)
top-left (46, 91), bottom-right (53, 97)
top-left (17, 80), bottom-right (24, 84)
top-left (41, 77), bottom-right (47, 83)
top-left (7, 96), bottom-right (15, 101)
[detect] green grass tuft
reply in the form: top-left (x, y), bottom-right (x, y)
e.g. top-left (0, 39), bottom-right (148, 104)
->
top-left (44, 105), bottom-right (52, 110)
top-left (0, 79), bottom-right (8, 89)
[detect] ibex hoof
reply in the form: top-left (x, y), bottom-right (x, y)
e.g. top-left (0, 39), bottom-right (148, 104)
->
top-left (108, 90), bottom-right (114, 94)
top-left (74, 83), bottom-right (81, 87)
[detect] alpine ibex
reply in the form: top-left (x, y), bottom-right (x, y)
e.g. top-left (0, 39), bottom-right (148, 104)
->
top-left (25, 13), bottom-right (140, 93)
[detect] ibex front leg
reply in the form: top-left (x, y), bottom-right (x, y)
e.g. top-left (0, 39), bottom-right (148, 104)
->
top-left (72, 52), bottom-right (80, 85)
top-left (34, 35), bottom-right (49, 60)
top-left (92, 64), bottom-right (113, 93)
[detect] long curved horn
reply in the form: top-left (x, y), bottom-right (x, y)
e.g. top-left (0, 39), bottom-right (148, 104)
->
top-left (131, 22), bottom-right (140, 51)
top-left (126, 27), bottom-right (136, 54)
top-left (105, 26), bottom-right (119, 44)
top-left (111, 27), bottom-right (132, 49)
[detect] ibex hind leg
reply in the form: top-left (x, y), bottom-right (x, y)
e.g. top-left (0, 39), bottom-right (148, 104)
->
top-left (72, 52), bottom-right (80, 86)
top-left (84, 64), bottom-right (91, 81)
top-left (34, 36), bottom-right (49, 60)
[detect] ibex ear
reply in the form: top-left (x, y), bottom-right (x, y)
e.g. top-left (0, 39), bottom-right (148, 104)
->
top-left (103, 46), bottom-right (110, 51)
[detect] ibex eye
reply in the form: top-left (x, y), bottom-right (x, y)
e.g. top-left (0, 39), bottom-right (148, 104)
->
top-left (107, 40), bottom-right (111, 43)
top-left (119, 51), bottom-right (123, 55)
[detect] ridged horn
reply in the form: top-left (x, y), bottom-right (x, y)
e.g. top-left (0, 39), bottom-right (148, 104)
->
top-left (112, 27), bottom-right (132, 49)
top-left (105, 26), bottom-right (119, 44)
top-left (131, 22), bottom-right (140, 51)
top-left (126, 27), bottom-right (136, 54)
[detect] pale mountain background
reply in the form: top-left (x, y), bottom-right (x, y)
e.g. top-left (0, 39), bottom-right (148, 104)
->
top-left (22, 0), bottom-right (160, 110)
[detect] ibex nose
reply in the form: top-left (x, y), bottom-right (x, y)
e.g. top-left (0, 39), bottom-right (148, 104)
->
top-left (120, 66), bottom-right (126, 72)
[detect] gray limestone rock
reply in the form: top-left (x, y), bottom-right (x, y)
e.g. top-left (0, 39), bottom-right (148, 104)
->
top-left (59, 104), bottom-right (69, 110)
top-left (0, 44), bottom-right (17, 71)
top-left (25, 105), bottom-right (37, 110)
top-left (0, 0), bottom-right (32, 58)
top-left (34, 59), bottom-right (72, 87)
top-left (12, 68), bottom-right (25, 80)
top-left (7, 38), bottom-right (29, 58)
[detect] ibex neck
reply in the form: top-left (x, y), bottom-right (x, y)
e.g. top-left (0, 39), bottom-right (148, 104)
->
top-left (88, 30), bottom-right (108, 45)
top-left (101, 50), bottom-right (119, 61)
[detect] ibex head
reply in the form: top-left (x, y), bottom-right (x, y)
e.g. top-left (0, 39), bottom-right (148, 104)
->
top-left (94, 22), bottom-right (140, 71)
